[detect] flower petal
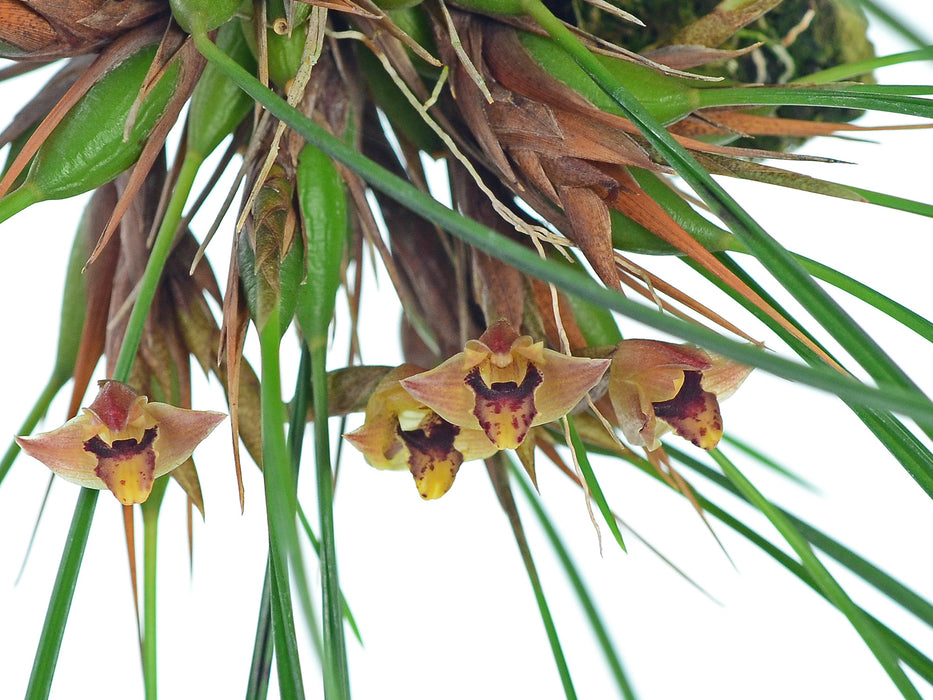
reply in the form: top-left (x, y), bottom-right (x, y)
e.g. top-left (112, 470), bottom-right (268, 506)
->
top-left (401, 356), bottom-right (484, 432)
top-left (344, 365), bottom-right (431, 471)
top-left (700, 352), bottom-right (753, 401)
top-left (608, 379), bottom-right (662, 450)
top-left (532, 350), bottom-right (610, 424)
top-left (611, 339), bottom-right (711, 402)
top-left (343, 422), bottom-right (405, 471)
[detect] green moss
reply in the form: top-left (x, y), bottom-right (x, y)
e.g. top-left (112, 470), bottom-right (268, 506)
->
top-left (570, 0), bottom-right (875, 151)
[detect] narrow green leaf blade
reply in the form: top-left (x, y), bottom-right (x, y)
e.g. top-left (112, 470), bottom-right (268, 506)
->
top-left (566, 416), bottom-right (626, 552)
top-left (712, 449), bottom-right (921, 699)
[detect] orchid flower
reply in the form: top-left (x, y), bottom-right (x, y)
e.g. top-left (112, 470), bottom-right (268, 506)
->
top-left (607, 340), bottom-right (750, 451)
top-left (401, 320), bottom-right (610, 450)
top-left (16, 380), bottom-right (225, 505)
top-left (344, 365), bottom-right (499, 500)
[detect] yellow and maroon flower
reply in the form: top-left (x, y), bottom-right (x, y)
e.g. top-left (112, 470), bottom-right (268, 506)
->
top-left (607, 340), bottom-right (749, 451)
top-left (400, 320), bottom-right (610, 450)
top-left (16, 380), bottom-right (225, 505)
top-left (343, 365), bottom-right (498, 500)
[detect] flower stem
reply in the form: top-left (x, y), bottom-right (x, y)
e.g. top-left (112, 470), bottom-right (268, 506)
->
top-left (259, 310), bottom-right (306, 700)
top-left (141, 477), bottom-right (168, 700)
top-left (0, 183), bottom-right (39, 225)
top-left (310, 339), bottom-right (350, 699)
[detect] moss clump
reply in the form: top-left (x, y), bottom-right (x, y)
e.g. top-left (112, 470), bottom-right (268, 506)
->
top-left (570, 0), bottom-right (875, 151)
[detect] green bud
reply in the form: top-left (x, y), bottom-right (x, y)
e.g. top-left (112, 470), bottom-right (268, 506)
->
top-left (238, 163), bottom-right (304, 335)
top-left (519, 31), bottom-right (702, 126)
top-left (238, 231), bottom-right (304, 337)
top-left (187, 21), bottom-right (257, 160)
top-left (295, 143), bottom-right (348, 346)
top-left (0, 45), bottom-right (180, 224)
top-left (170, 0), bottom-right (242, 34)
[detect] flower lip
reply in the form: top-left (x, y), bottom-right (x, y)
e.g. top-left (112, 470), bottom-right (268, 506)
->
top-left (464, 362), bottom-right (543, 450)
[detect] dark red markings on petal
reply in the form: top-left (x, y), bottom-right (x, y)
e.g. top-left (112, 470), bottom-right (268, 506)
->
top-left (400, 419), bottom-right (461, 465)
top-left (85, 426), bottom-right (158, 459)
top-left (465, 363), bottom-right (542, 447)
top-left (87, 427), bottom-right (159, 502)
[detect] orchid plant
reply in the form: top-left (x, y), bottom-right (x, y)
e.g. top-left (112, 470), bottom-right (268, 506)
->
top-left (1, 0), bottom-right (932, 698)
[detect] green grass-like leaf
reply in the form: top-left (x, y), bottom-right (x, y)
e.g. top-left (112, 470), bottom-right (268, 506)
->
top-left (667, 444), bottom-right (933, 631)
top-left (259, 314), bottom-right (306, 700)
top-left (711, 448), bottom-right (921, 698)
top-left (309, 338), bottom-right (351, 700)
top-left (719, 435), bottom-right (817, 491)
top-left (487, 455), bottom-right (578, 700)
top-left (24, 488), bottom-right (99, 700)
top-left (704, 253), bottom-right (933, 498)
top-left (511, 459), bottom-right (637, 700)
top-left (296, 505), bottom-right (363, 646)
top-left (245, 559), bottom-right (274, 700)
top-left (795, 254), bottom-right (933, 344)
top-left (574, 435), bottom-right (933, 684)
top-left (691, 485), bottom-right (933, 683)
top-left (565, 416), bottom-right (626, 552)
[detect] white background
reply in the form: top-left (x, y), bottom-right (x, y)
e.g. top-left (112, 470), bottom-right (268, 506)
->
top-left (2, 3), bottom-right (933, 699)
